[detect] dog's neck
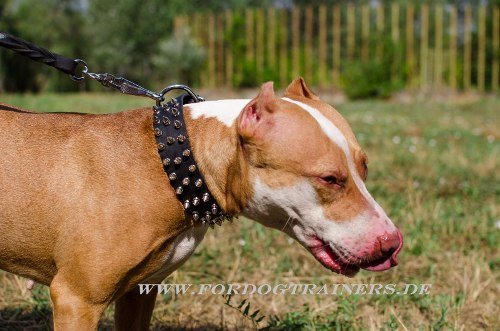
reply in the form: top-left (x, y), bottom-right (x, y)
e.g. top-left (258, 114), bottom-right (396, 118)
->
top-left (183, 100), bottom-right (252, 216)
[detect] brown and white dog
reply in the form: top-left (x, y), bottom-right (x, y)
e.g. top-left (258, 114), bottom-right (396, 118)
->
top-left (0, 78), bottom-right (402, 330)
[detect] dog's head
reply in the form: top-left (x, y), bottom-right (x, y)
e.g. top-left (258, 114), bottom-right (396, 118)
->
top-left (239, 78), bottom-right (402, 276)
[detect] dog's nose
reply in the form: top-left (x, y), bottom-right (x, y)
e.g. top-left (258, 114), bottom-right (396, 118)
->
top-left (377, 229), bottom-right (403, 264)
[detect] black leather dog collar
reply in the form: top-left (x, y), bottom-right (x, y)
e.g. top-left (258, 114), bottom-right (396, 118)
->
top-left (153, 94), bottom-right (229, 226)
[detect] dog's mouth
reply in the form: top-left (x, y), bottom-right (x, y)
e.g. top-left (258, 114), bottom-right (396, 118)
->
top-left (308, 235), bottom-right (401, 277)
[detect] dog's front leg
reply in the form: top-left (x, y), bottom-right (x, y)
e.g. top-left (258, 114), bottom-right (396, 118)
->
top-left (114, 286), bottom-right (158, 331)
top-left (50, 276), bottom-right (108, 331)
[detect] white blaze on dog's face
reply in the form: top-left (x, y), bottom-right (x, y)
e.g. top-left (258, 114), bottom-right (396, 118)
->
top-left (239, 78), bottom-right (402, 276)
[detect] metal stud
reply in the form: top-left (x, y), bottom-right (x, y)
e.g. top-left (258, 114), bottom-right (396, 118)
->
top-left (177, 135), bottom-right (186, 143)
top-left (176, 186), bottom-right (183, 195)
top-left (182, 177), bottom-right (190, 186)
top-left (174, 120), bottom-right (182, 129)
top-left (153, 105), bottom-right (161, 113)
top-left (192, 211), bottom-right (200, 221)
top-left (154, 128), bottom-right (162, 137)
top-left (202, 192), bottom-right (210, 202)
top-left (171, 98), bottom-right (178, 107)
top-left (193, 197), bottom-right (200, 206)
top-left (157, 143), bottom-right (165, 151)
top-left (167, 136), bottom-right (175, 145)
top-left (211, 204), bottom-right (218, 215)
top-left (162, 117), bottom-right (170, 126)
top-left (182, 149), bottom-right (191, 157)
top-left (162, 158), bottom-right (171, 166)
top-left (195, 179), bottom-right (203, 187)
top-left (153, 116), bottom-right (160, 124)
top-left (183, 200), bottom-right (190, 209)
top-left (188, 164), bottom-right (196, 172)
top-left (174, 157), bottom-right (182, 165)
top-left (204, 212), bottom-right (212, 222)
top-left (169, 172), bottom-right (177, 181)
top-left (172, 108), bottom-right (180, 117)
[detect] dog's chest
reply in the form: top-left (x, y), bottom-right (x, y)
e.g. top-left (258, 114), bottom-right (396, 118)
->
top-left (146, 226), bottom-right (208, 282)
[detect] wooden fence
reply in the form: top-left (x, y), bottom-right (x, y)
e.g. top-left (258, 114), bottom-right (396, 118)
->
top-left (175, 3), bottom-right (500, 92)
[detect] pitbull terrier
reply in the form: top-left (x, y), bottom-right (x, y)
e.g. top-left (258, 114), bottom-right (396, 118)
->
top-left (0, 78), bottom-right (402, 330)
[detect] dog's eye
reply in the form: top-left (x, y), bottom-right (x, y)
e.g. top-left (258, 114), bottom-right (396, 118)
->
top-left (318, 176), bottom-right (344, 188)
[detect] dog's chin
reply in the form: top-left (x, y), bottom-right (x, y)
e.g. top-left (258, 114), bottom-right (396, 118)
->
top-left (308, 242), bottom-right (360, 277)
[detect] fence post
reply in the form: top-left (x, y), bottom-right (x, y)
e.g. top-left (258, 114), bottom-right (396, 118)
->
top-left (493, 6), bottom-right (499, 92)
top-left (318, 5), bottom-right (327, 87)
top-left (420, 4), bottom-right (429, 89)
top-left (377, 4), bottom-right (384, 59)
top-left (449, 6), bottom-right (458, 90)
top-left (477, 5), bottom-right (486, 92)
top-left (332, 5), bottom-right (341, 86)
top-left (406, 4), bottom-right (415, 88)
top-left (361, 4), bottom-right (370, 60)
top-left (255, 8), bottom-right (264, 83)
top-left (391, 2), bottom-right (400, 83)
top-left (279, 8), bottom-right (288, 87)
top-left (292, 7), bottom-right (300, 79)
top-left (207, 13), bottom-right (216, 87)
top-left (268, 8), bottom-right (276, 68)
top-left (464, 5), bottom-right (472, 90)
top-left (305, 6), bottom-right (314, 84)
top-left (225, 10), bottom-right (233, 87)
top-left (347, 4), bottom-right (355, 60)
top-left (434, 4), bottom-right (443, 89)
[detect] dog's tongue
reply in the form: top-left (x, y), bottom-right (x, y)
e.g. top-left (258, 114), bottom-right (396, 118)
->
top-left (362, 230), bottom-right (403, 271)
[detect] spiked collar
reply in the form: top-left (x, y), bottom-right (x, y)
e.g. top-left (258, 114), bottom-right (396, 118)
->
top-left (153, 94), bottom-right (230, 226)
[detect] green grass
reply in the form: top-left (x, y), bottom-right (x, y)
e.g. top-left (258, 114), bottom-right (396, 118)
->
top-left (0, 93), bottom-right (498, 330)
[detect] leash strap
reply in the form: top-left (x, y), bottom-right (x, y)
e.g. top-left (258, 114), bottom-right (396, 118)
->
top-left (0, 32), bottom-right (78, 77)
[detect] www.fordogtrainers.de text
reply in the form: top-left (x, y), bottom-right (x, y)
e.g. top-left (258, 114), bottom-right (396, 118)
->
top-left (139, 283), bottom-right (432, 296)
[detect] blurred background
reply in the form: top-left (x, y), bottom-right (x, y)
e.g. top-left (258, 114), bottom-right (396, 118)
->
top-left (0, 0), bottom-right (499, 98)
top-left (0, 1), bottom-right (499, 330)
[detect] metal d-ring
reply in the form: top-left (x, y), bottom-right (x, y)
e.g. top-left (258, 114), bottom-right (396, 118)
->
top-left (70, 59), bottom-right (89, 82)
top-left (156, 84), bottom-right (204, 107)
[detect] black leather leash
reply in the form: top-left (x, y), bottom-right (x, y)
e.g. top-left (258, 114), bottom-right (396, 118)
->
top-left (0, 32), bottom-right (230, 227)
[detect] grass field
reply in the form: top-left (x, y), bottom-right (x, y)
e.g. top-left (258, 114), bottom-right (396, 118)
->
top-left (0, 92), bottom-right (498, 330)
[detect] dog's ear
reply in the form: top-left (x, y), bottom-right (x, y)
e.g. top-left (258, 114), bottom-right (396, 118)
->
top-left (238, 81), bottom-right (276, 141)
top-left (284, 77), bottom-right (319, 100)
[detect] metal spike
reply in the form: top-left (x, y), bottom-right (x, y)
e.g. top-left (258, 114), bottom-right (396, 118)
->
top-left (192, 211), bottom-right (200, 221)
top-left (172, 108), bottom-right (180, 117)
top-left (209, 222), bottom-right (215, 229)
top-left (215, 218), bottom-right (223, 226)
top-left (153, 105), bottom-right (161, 113)
top-left (183, 200), bottom-right (190, 209)
top-left (204, 212), bottom-right (211, 222)
top-left (174, 120), bottom-right (182, 129)
top-left (192, 197), bottom-right (200, 206)
top-left (195, 179), bottom-right (203, 187)
top-left (153, 116), bottom-right (160, 124)
top-left (162, 117), bottom-right (170, 126)
top-left (202, 192), bottom-right (210, 202)
top-left (171, 98), bottom-right (178, 106)
top-left (162, 158), bottom-right (171, 166)
top-left (176, 186), bottom-right (183, 195)
top-left (167, 136), bottom-right (175, 145)
top-left (174, 157), bottom-right (182, 165)
top-left (169, 172), bottom-right (177, 181)
top-left (211, 204), bottom-right (218, 215)
top-left (188, 164), bottom-right (196, 172)
top-left (182, 149), bottom-right (191, 157)
top-left (154, 128), bottom-right (162, 137)
top-left (226, 216), bottom-right (234, 223)
top-left (182, 177), bottom-right (190, 186)
top-left (157, 143), bottom-right (166, 151)
top-left (177, 135), bottom-right (186, 143)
